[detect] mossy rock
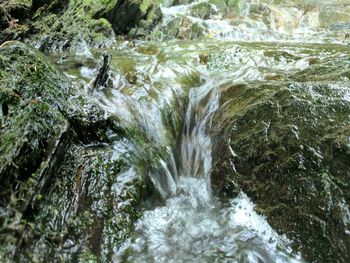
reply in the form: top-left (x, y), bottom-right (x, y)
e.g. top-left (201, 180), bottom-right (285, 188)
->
top-left (0, 41), bottom-right (133, 262)
top-left (12, 144), bottom-right (143, 262)
top-left (0, 0), bottom-right (166, 50)
top-left (189, 2), bottom-right (216, 19)
top-left (105, 0), bottom-right (163, 36)
top-left (147, 0), bottom-right (239, 40)
top-left (206, 41), bottom-right (350, 262)
top-left (29, 1), bottom-right (116, 53)
top-left (0, 41), bottom-right (73, 260)
top-left (2, 0), bottom-right (33, 20)
top-left (0, 41), bottom-right (78, 186)
top-left (27, 0), bottom-right (165, 52)
top-left (213, 79), bottom-right (350, 262)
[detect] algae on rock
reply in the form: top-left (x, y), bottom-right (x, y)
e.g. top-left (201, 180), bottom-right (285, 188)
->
top-left (0, 41), bottom-right (139, 262)
top-left (210, 44), bottom-right (350, 262)
top-left (0, 41), bottom-right (77, 190)
top-left (13, 144), bottom-right (143, 262)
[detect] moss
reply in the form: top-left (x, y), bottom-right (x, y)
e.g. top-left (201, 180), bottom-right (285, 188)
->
top-left (139, 0), bottom-right (154, 14)
top-left (29, 0), bottom-right (164, 49)
top-left (29, 1), bottom-right (115, 53)
top-left (0, 41), bottom-right (71, 261)
top-left (5, 0), bottom-right (32, 20)
top-left (0, 42), bottom-right (76, 185)
top-left (0, 41), bottom-right (118, 261)
top-left (11, 143), bottom-right (143, 262)
top-left (0, 0), bottom-right (166, 48)
top-left (213, 79), bottom-right (350, 261)
top-left (104, 0), bottom-right (163, 36)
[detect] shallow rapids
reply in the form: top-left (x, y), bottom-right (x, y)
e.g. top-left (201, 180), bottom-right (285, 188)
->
top-left (53, 0), bottom-right (350, 262)
top-left (108, 72), bottom-right (300, 262)
top-left (87, 41), bottom-right (307, 261)
top-left (58, 37), bottom-right (350, 262)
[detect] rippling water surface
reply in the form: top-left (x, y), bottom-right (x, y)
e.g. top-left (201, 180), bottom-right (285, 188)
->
top-left (58, 0), bottom-right (350, 261)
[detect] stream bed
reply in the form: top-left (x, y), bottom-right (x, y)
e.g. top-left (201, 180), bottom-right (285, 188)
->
top-left (60, 34), bottom-right (350, 263)
top-left (56, 1), bottom-right (350, 261)
top-left (1, 0), bottom-right (350, 262)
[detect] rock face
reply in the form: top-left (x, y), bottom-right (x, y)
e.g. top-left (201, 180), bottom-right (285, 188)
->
top-left (0, 41), bottom-right (75, 189)
top-left (0, 0), bottom-right (165, 52)
top-left (211, 48), bottom-right (350, 262)
top-left (105, 0), bottom-right (163, 36)
top-left (0, 41), bottom-right (143, 261)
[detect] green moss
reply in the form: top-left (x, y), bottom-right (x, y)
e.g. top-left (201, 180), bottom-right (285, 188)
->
top-left (0, 42), bottom-right (75, 183)
top-left (213, 80), bottom-right (350, 261)
top-left (11, 143), bottom-right (142, 262)
top-left (139, 0), bottom-right (154, 14)
top-left (6, 0), bottom-right (32, 19)
top-left (0, 41), bottom-right (74, 261)
top-left (28, 0), bottom-right (116, 53)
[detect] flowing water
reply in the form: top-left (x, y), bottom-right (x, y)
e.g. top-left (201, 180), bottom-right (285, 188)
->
top-left (91, 41), bottom-right (306, 262)
top-left (58, 0), bottom-right (350, 261)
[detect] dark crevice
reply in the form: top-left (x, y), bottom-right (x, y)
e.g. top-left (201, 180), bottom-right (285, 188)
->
top-left (31, 0), bottom-right (69, 16)
top-left (104, 1), bottom-right (147, 35)
top-left (2, 102), bottom-right (9, 116)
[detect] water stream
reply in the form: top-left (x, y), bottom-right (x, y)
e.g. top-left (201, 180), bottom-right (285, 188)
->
top-left (57, 0), bottom-right (350, 261)
top-left (88, 42), bottom-right (306, 261)
top-left (111, 75), bottom-right (300, 262)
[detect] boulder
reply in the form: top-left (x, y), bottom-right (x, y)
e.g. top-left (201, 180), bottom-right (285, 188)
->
top-left (0, 40), bottom-right (142, 262)
top-left (0, 41), bottom-right (77, 188)
top-left (211, 49), bottom-right (350, 262)
top-left (29, 0), bottom-right (115, 53)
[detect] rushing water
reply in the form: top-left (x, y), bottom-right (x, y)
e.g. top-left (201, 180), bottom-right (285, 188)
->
top-left (108, 73), bottom-right (301, 262)
top-left (87, 41), bottom-right (307, 261)
top-left (56, 0), bottom-right (350, 261)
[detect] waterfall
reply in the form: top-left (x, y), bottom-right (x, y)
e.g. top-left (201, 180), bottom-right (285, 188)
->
top-left (100, 73), bottom-right (301, 262)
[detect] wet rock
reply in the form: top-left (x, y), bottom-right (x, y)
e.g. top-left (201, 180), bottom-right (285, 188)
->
top-left (10, 144), bottom-right (143, 262)
top-left (27, 0), bottom-right (166, 51)
top-left (189, 1), bottom-right (219, 19)
top-left (29, 1), bottom-right (115, 53)
top-left (176, 17), bottom-right (207, 40)
top-left (0, 41), bottom-right (125, 261)
top-left (0, 0), bottom-right (167, 50)
top-left (0, 41), bottom-right (73, 259)
top-left (2, 0), bottom-right (32, 21)
top-left (0, 41), bottom-right (77, 187)
top-left (148, 0), bottom-right (236, 40)
top-left (212, 68), bottom-right (350, 261)
top-left (104, 0), bottom-right (163, 37)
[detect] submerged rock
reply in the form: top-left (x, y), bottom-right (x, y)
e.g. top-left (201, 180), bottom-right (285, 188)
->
top-left (212, 50), bottom-right (350, 262)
